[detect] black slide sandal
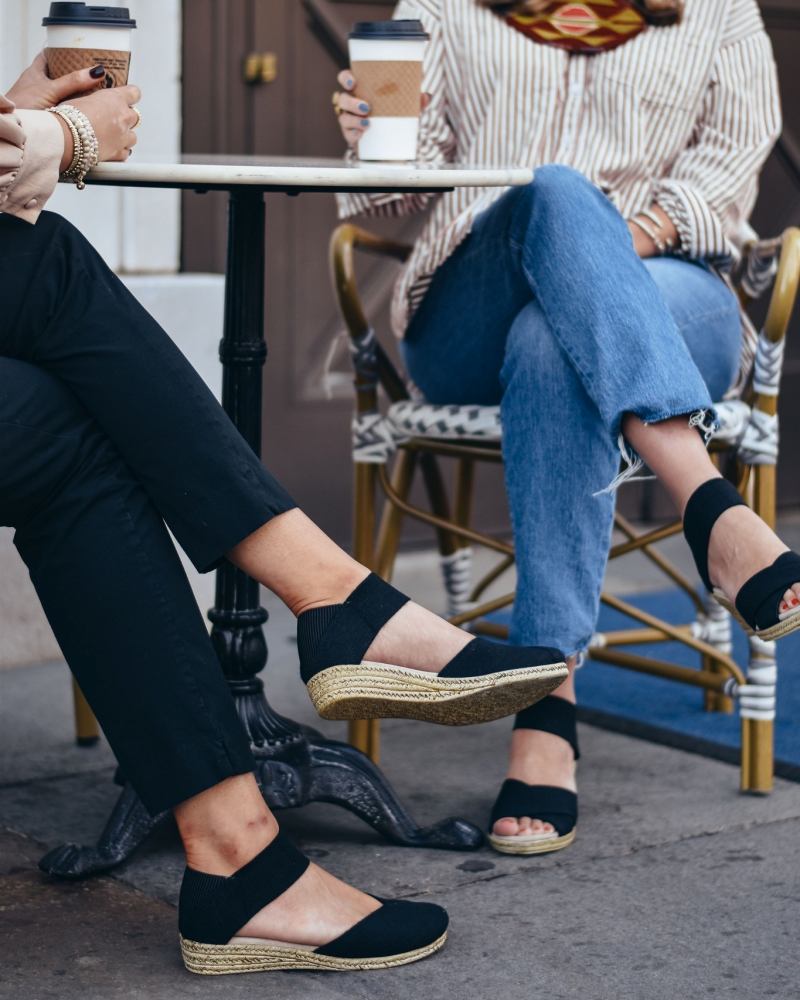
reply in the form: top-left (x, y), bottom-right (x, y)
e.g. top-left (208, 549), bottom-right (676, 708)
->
top-left (178, 831), bottom-right (449, 975)
top-left (297, 573), bottom-right (568, 726)
top-left (488, 695), bottom-right (579, 856)
top-left (683, 478), bottom-right (800, 641)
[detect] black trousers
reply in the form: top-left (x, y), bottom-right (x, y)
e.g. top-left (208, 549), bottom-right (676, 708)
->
top-left (0, 211), bottom-right (297, 814)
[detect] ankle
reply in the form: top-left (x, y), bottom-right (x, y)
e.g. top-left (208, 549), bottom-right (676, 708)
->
top-left (287, 565), bottom-right (370, 618)
top-left (181, 810), bottom-right (279, 876)
top-left (507, 728), bottom-right (576, 779)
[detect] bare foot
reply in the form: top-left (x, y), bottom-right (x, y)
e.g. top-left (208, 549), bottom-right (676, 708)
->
top-left (237, 861), bottom-right (381, 946)
top-left (492, 726), bottom-right (577, 840)
top-left (705, 505), bottom-right (800, 616)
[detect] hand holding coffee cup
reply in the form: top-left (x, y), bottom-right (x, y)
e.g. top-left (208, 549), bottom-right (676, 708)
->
top-left (5, 51), bottom-right (109, 111)
top-left (334, 70), bottom-right (431, 152)
top-left (338, 20), bottom-right (430, 161)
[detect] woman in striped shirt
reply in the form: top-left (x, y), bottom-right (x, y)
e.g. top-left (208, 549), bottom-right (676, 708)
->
top-left (334, 0), bottom-right (797, 856)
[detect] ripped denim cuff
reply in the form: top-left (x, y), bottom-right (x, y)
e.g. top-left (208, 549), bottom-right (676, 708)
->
top-left (594, 406), bottom-right (718, 497)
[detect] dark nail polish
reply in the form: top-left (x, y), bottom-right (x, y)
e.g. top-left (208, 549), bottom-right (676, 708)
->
top-left (90, 65), bottom-right (106, 78)
top-left (358, 102), bottom-right (369, 113)
top-left (361, 118), bottom-right (370, 128)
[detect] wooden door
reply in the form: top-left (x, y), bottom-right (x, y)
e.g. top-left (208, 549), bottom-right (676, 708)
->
top-left (181, 0), bottom-right (800, 552)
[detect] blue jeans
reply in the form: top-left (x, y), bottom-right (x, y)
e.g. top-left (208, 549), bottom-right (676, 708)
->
top-left (403, 166), bottom-right (742, 654)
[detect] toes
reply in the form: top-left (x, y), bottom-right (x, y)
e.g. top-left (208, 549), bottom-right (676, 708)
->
top-left (517, 816), bottom-right (533, 835)
top-left (792, 583), bottom-right (800, 604)
top-left (493, 817), bottom-right (519, 837)
top-left (781, 588), bottom-right (799, 614)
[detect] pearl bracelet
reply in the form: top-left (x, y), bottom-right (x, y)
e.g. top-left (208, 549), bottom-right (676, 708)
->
top-left (48, 104), bottom-right (99, 190)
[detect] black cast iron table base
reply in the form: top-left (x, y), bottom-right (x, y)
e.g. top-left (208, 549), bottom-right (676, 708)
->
top-left (40, 682), bottom-right (482, 880)
top-left (39, 185), bottom-right (482, 880)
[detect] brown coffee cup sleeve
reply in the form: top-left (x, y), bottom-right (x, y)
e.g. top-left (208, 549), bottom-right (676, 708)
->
top-left (351, 60), bottom-right (423, 117)
top-left (45, 47), bottom-right (131, 89)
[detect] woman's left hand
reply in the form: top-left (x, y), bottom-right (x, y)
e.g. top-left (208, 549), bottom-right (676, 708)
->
top-left (628, 203), bottom-right (679, 258)
top-left (6, 51), bottom-right (107, 111)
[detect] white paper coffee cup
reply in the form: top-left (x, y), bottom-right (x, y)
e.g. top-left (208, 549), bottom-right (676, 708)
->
top-left (43, 2), bottom-right (136, 89)
top-left (349, 20), bottom-right (429, 162)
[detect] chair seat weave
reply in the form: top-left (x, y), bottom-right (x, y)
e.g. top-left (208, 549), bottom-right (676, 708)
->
top-left (353, 397), bottom-right (774, 465)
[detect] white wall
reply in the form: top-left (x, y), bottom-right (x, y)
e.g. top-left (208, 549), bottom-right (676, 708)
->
top-left (0, 0), bottom-right (182, 272)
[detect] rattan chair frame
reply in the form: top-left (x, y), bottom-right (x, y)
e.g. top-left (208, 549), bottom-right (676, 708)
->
top-left (330, 222), bottom-right (800, 792)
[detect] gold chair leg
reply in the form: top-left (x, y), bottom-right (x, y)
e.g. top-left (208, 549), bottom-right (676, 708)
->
top-left (375, 451), bottom-right (417, 582)
top-left (741, 464), bottom-right (776, 792)
top-left (703, 654), bottom-right (734, 713)
top-left (72, 678), bottom-right (100, 747)
top-left (741, 718), bottom-right (774, 794)
top-left (349, 460), bottom-right (382, 761)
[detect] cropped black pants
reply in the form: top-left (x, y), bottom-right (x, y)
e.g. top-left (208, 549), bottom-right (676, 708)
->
top-left (0, 211), bottom-right (296, 814)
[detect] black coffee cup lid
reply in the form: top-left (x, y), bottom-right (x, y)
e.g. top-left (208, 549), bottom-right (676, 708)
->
top-left (43, 3), bottom-right (136, 28)
top-left (349, 19), bottom-right (429, 41)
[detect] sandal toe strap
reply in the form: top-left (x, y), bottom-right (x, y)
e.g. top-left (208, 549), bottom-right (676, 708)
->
top-left (736, 551), bottom-right (800, 631)
top-left (489, 780), bottom-right (578, 837)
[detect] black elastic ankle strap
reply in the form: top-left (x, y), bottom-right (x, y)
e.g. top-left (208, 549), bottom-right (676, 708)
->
top-left (514, 695), bottom-right (580, 760)
top-left (297, 573), bottom-right (409, 684)
top-left (683, 478), bottom-right (746, 591)
top-left (178, 831), bottom-right (310, 945)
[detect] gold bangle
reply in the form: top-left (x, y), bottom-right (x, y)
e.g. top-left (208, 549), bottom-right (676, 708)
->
top-left (50, 107), bottom-right (80, 177)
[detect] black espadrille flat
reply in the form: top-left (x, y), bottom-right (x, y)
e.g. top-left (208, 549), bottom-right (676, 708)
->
top-left (296, 573), bottom-right (568, 726)
top-left (684, 478), bottom-right (800, 641)
top-left (488, 695), bottom-right (579, 856)
top-left (178, 831), bottom-right (448, 975)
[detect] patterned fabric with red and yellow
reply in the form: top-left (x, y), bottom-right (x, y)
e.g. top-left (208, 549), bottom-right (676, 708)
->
top-left (507, 1), bottom-right (647, 53)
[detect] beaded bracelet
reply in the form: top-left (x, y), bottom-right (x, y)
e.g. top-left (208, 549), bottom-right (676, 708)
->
top-left (48, 104), bottom-right (99, 190)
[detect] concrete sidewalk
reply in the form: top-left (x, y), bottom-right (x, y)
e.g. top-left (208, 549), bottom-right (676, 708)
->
top-left (2, 562), bottom-right (800, 1000)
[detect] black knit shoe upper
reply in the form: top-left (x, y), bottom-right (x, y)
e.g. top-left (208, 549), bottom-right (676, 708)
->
top-left (178, 829), bottom-right (449, 957)
top-left (297, 572), bottom-right (564, 683)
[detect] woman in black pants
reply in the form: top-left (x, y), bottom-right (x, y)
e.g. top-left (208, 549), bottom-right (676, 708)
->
top-left (1, 56), bottom-right (565, 976)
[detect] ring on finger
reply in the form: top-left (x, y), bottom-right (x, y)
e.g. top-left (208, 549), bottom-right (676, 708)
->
top-left (131, 106), bottom-right (142, 128)
top-left (331, 91), bottom-right (343, 116)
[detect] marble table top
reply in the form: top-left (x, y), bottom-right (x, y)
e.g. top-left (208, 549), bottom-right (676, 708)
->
top-left (85, 154), bottom-right (533, 191)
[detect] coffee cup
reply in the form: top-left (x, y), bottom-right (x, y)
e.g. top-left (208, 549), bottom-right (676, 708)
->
top-left (43, 2), bottom-right (137, 90)
top-left (348, 20), bottom-right (429, 162)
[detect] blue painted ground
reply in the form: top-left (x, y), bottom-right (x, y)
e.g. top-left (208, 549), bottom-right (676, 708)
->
top-left (490, 590), bottom-right (800, 774)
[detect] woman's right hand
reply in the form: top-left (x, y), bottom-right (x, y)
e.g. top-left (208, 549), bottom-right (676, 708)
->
top-left (58, 85), bottom-right (141, 168)
top-left (333, 69), bottom-right (431, 149)
top-left (334, 70), bottom-right (370, 149)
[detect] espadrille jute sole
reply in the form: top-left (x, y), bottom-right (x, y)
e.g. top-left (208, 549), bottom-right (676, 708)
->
top-left (487, 827), bottom-right (576, 856)
top-left (713, 588), bottom-right (800, 641)
top-left (306, 660), bottom-right (568, 725)
top-left (180, 931), bottom-right (447, 976)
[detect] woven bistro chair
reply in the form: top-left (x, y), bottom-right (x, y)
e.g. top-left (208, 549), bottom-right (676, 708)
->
top-left (330, 222), bottom-right (800, 791)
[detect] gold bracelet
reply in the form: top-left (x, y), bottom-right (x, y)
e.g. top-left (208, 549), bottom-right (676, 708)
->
top-left (50, 106), bottom-right (81, 178)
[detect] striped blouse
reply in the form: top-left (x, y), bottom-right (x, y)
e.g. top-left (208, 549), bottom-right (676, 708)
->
top-left (337, 0), bottom-right (782, 385)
